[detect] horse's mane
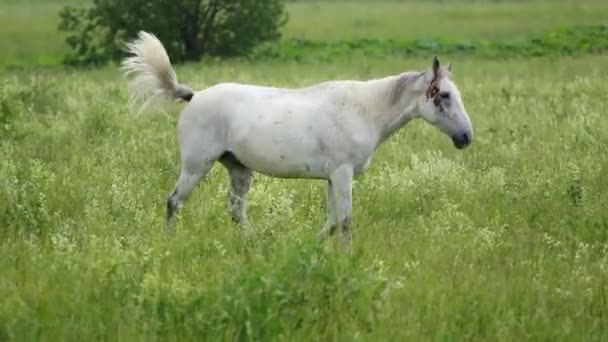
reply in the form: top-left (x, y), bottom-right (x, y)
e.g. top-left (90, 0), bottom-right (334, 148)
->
top-left (389, 71), bottom-right (426, 105)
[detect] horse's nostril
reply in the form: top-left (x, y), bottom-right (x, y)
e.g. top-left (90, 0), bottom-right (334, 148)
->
top-left (452, 132), bottom-right (471, 150)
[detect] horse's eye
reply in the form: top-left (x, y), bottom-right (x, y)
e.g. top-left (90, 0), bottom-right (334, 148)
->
top-left (439, 92), bottom-right (450, 99)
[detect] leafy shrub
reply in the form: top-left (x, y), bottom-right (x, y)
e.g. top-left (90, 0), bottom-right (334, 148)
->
top-left (139, 243), bottom-right (394, 340)
top-left (58, 0), bottom-right (287, 65)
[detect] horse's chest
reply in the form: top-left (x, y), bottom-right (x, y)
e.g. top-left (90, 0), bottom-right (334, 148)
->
top-left (354, 155), bottom-right (373, 175)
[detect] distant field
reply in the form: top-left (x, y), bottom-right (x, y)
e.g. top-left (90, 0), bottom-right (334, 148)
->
top-left (1, 0), bottom-right (607, 66)
top-left (285, 1), bottom-right (608, 40)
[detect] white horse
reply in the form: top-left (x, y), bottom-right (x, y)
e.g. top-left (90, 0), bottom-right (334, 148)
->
top-left (122, 31), bottom-right (473, 250)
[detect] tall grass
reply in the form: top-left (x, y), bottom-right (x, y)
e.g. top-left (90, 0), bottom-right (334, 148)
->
top-left (2, 0), bottom-right (608, 339)
top-left (1, 55), bottom-right (608, 340)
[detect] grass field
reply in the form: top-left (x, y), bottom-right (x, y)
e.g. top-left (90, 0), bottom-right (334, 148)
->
top-left (2, 0), bottom-right (608, 341)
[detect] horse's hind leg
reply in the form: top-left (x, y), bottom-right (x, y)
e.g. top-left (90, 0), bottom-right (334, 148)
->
top-left (165, 107), bottom-right (227, 232)
top-left (220, 153), bottom-right (253, 232)
top-left (317, 180), bottom-right (338, 241)
top-left (166, 158), bottom-right (215, 232)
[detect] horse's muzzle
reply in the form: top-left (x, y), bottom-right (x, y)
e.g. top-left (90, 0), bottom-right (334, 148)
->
top-left (452, 132), bottom-right (472, 149)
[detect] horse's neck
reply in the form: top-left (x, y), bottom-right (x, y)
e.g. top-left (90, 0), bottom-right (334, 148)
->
top-left (361, 72), bottom-right (424, 145)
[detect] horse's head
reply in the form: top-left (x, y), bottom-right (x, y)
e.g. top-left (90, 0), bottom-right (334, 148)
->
top-left (418, 57), bottom-right (473, 149)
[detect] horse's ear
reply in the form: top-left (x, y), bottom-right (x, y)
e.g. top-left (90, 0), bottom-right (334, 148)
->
top-left (446, 61), bottom-right (452, 72)
top-left (432, 56), bottom-right (440, 77)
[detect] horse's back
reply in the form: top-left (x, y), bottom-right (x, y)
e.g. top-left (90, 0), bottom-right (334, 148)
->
top-left (196, 79), bottom-right (360, 103)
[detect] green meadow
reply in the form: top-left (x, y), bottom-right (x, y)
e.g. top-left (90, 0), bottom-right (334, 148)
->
top-left (1, 0), bottom-right (608, 340)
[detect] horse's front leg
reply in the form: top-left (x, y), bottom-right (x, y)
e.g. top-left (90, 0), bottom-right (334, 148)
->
top-left (329, 165), bottom-right (354, 251)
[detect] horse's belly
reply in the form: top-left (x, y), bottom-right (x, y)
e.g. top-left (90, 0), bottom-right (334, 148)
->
top-left (228, 128), bottom-right (331, 179)
top-left (237, 156), bottom-right (329, 179)
top-left (233, 143), bottom-right (330, 179)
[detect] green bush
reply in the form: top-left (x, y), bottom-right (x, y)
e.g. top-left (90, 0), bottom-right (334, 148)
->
top-left (58, 0), bottom-right (287, 65)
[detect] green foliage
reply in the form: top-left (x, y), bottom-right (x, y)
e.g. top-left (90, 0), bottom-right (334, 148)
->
top-left (57, 0), bottom-right (287, 65)
top-left (254, 25), bottom-right (608, 61)
top-left (178, 244), bottom-right (390, 340)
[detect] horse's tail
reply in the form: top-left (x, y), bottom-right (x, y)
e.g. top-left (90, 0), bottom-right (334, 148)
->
top-left (121, 31), bottom-right (194, 113)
